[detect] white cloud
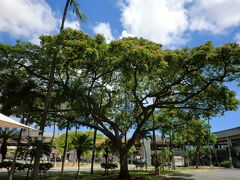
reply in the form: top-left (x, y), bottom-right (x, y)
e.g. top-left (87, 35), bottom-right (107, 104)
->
top-left (189, 0), bottom-right (240, 34)
top-left (93, 22), bottom-right (114, 43)
top-left (0, 0), bottom-right (57, 43)
top-left (235, 33), bottom-right (240, 44)
top-left (119, 0), bottom-right (190, 46)
top-left (64, 20), bottom-right (81, 30)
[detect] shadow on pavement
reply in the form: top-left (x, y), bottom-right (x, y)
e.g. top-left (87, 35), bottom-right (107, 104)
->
top-left (164, 172), bottom-right (194, 180)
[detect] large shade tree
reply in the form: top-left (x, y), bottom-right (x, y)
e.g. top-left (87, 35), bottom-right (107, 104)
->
top-left (67, 34), bottom-right (240, 178)
top-left (1, 29), bottom-right (240, 178)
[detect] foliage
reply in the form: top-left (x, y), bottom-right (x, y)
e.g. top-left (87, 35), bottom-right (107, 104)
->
top-left (55, 130), bottom-right (105, 156)
top-left (133, 159), bottom-right (147, 167)
top-left (1, 29), bottom-right (240, 178)
top-left (0, 161), bottom-right (53, 172)
top-left (71, 133), bottom-right (92, 160)
top-left (100, 163), bottom-right (118, 170)
top-left (159, 148), bottom-right (172, 162)
top-left (17, 137), bottom-right (52, 161)
top-left (220, 160), bottom-right (231, 168)
top-left (0, 128), bottom-right (19, 161)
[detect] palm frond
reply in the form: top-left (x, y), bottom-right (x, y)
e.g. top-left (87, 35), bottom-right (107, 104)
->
top-left (69, 0), bottom-right (86, 23)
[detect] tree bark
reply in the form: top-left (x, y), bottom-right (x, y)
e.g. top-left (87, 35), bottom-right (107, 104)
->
top-left (169, 133), bottom-right (175, 170)
top-left (161, 131), bottom-right (165, 171)
top-left (152, 128), bottom-right (160, 175)
top-left (51, 120), bottom-right (56, 143)
top-left (31, 0), bottom-right (71, 177)
top-left (60, 0), bottom-right (71, 30)
top-left (60, 120), bottom-right (70, 180)
top-left (76, 158), bottom-right (80, 179)
top-left (196, 146), bottom-right (199, 169)
top-left (1, 140), bottom-right (7, 162)
top-left (118, 149), bottom-right (130, 179)
top-left (90, 128), bottom-right (97, 175)
top-left (9, 118), bottom-right (24, 180)
top-left (31, 53), bottom-right (57, 180)
top-left (142, 139), bottom-right (148, 171)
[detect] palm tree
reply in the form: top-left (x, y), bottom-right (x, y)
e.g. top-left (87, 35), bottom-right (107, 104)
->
top-left (60, 118), bottom-right (70, 180)
top-left (31, 1), bottom-right (85, 179)
top-left (90, 128), bottom-right (97, 174)
top-left (61, 0), bottom-right (85, 30)
top-left (0, 128), bottom-right (19, 162)
top-left (72, 134), bottom-right (92, 179)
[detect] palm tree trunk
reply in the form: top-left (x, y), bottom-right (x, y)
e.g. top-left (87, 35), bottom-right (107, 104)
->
top-left (169, 132), bottom-right (175, 170)
top-left (9, 117), bottom-right (24, 180)
top-left (142, 139), bottom-right (148, 171)
top-left (152, 128), bottom-right (160, 175)
top-left (31, 53), bottom-right (57, 180)
top-left (26, 156), bottom-right (33, 180)
top-left (161, 131), bottom-right (165, 171)
top-left (31, 0), bottom-right (72, 177)
top-left (1, 140), bottom-right (7, 162)
top-left (51, 120), bottom-right (56, 143)
top-left (61, 0), bottom-right (71, 30)
top-left (90, 128), bottom-right (97, 174)
top-left (60, 120), bottom-right (70, 180)
top-left (196, 146), bottom-right (200, 169)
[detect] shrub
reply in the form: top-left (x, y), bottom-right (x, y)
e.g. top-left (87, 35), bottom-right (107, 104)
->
top-left (0, 161), bottom-right (53, 172)
top-left (0, 161), bottom-right (12, 169)
top-left (220, 160), bottom-right (231, 168)
top-left (101, 163), bottom-right (118, 170)
top-left (39, 163), bottom-right (54, 172)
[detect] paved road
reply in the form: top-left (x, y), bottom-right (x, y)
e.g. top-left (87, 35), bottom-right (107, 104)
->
top-left (166, 168), bottom-right (240, 180)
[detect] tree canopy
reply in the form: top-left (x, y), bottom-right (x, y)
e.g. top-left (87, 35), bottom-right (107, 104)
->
top-left (0, 29), bottom-right (240, 178)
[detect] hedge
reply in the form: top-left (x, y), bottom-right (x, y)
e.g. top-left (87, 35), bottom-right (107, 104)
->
top-left (0, 161), bottom-right (53, 172)
top-left (101, 163), bottom-right (118, 170)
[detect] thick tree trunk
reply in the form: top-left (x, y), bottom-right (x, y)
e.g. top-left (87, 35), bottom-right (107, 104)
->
top-left (118, 149), bottom-right (130, 179)
top-left (76, 158), bottom-right (80, 179)
top-left (60, 120), bottom-right (70, 180)
top-left (90, 128), bottom-right (97, 175)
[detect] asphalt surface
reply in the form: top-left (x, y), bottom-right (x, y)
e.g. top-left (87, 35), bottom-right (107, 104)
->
top-left (166, 168), bottom-right (240, 180)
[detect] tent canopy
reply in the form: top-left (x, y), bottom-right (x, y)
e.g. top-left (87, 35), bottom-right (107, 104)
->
top-left (0, 113), bottom-right (33, 129)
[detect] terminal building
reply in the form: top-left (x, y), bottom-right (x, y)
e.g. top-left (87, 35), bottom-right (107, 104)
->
top-left (133, 127), bottom-right (240, 167)
top-left (213, 126), bottom-right (240, 167)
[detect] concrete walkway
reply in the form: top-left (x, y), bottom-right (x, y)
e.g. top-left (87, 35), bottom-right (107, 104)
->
top-left (166, 168), bottom-right (240, 180)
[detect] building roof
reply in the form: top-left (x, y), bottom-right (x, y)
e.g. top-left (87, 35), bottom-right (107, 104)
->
top-left (213, 127), bottom-right (240, 139)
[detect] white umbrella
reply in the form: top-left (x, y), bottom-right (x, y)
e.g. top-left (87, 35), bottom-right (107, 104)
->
top-left (0, 113), bottom-right (33, 129)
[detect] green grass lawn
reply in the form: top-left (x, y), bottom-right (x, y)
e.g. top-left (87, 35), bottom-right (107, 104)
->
top-left (0, 170), bottom-right (167, 180)
top-left (0, 166), bottom-right (215, 180)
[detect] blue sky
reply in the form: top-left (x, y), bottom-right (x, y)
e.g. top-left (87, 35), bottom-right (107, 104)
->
top-left (1, 0), bottom-right (240, 132)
